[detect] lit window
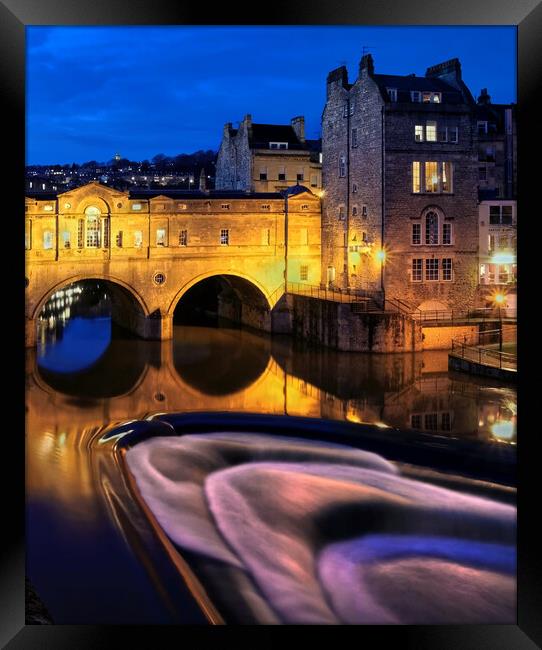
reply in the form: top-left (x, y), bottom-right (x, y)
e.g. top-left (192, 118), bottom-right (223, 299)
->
top-left (156, 228), bottom-right (167, 246)
top-left (221, 203), bottom-right (230, 210)
top-left (412, 223), bottom-right (421, 245)
top-left (179, 229), bottom-right (188, 246)
top-left (425, 162), bottom-right (439, 192)
top-left (426, 121), bottom-right (437, 142)
top-left (77, 219), bottom-right (84, 248)
top-left (412, 161), bottom-right (421, 193)
top-left (415, 125), bottom-right (424, 142)
top-left (425, 211), bottom-right (439, 245)
top-left (300, 265), bottom-right (309, 281)
top-left (339, 155), bottom-right (346, 178)
top-left (442, 258), bottom-right (453, 281)
top-left (178, 203), bottom-right (187, 210)
top-left (220, 229), bottom-right (229, 245)
top-left (423, 92), bottom-right (441, 103)
top-left (425, 258), bottom-right (439, 281)
top-left (132, 203), bottom-right (142, 211)
top-left (116, 231), bottom-right (123, 248)
top-left (43, 205), bottom-right (53, 212)
top-left (85, 206), bottom-right (101, 247)
top-left (442, 222), bottom-right (452, 245)
top-left (134, 230), bottom-right (143, 248)
top-left (62, 231), bottom-right (71, 249)
top-left (412, 259), bottom-right (423, 282)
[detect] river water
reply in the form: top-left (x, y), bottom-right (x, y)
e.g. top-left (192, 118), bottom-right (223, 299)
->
top-left (26, 282), bottom-right (517, 623)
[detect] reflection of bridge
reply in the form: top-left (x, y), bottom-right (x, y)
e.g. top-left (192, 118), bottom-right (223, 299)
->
top-left (25, 182), bottom-right (321, 346)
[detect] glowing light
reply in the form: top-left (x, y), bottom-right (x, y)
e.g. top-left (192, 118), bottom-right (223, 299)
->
top-left (491, 253), bottom-right (515, 264)
top-left (376, 249), bottom-right (387, 263)
top-left (491, 420), bottom-right (515, 442)
top-left (494, 293), bottom-right (505, 305)
top-left (374, 421), bottom-right (391, 429)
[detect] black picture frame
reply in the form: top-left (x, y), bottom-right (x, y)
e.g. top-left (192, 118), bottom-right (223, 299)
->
top-left (6, 0), bottom-right (541, 646)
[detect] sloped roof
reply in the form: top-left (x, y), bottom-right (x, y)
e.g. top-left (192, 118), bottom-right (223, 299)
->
top-left (372, 74), bottom-right (464, 104)
top-left (249, 124), bottom-right (306, 150)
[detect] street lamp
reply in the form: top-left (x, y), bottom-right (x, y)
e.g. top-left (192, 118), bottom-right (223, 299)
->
top-left (376, 247), bottom-right (387, 303)
top-left (494, 292), bottom-right (505, 352)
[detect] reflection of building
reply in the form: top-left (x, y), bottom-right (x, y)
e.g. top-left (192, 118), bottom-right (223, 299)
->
top-left (478, 199), bottom-right (516, 309)
top-left (321, 54), bottom-right (479, 311)
top-left (215, 114), bottom-right (322, 193)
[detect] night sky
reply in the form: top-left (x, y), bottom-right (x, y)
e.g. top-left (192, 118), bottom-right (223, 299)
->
top-left (26, 26), bottom-right (516, 165)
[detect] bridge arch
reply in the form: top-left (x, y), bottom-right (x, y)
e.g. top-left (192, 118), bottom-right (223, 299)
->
top-left (31, 274), bottom-right (150, 320)
top-left (167, 270), bottom-right (275, 316)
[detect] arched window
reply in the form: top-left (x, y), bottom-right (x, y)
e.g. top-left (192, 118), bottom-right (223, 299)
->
top-left (425, 210), bottom-right (439, 245)
top-left (85, 206), bottom-right (101, 248)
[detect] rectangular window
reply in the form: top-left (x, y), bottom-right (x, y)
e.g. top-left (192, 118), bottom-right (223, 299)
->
top-left (338, 205), bottom-right (345, 220)
top-left (423, 92), bottom-right (441, 103)
top-left (300, 265), bottom-right (309, 281)
top-left (62, 231), bottom-right (70, 249)
top-left (43, 230), bottom-right (53, 250)
top-left (442, 258), bottom-right (453, 281)
top-left (415, 125), bottom-right (424, 142)
top-left (489, 235), bottom-right (495, 251)
top-left (411, 91), bottom-right (421, 103)
top-left (425, 413), bottom-right (438, 430)
top-left (412, 259), bottom-right (423, 282)
top-left (477, 121), bottom-right (488, 135)
top-left (502, 206), bottom-right (513, 224)
top-left (489, 206), bottom-right (501, 224)
top-left (259, 171), bottom-right (267, 181)
top-left (412, 223), bottom-right (421, 245)
top-left (134, 230), bottom-right (143, 248)
top-left (270, 142), bottom-right (288, 149)
top-left (221, 203), bottom-right (230, 210)
top-left (179, 229), bottom-right (188, 246)
top-left (156, 228), bottom-right (167, 246)
top-left (442, 162), bottom-right (452, 192)
top-left (426, 121), bottom-right (437, 142)
top-left (450, 127), bottom-right (459, 143)
top-left (412, 161), bottom-right (421, 193)
top-left (425, 258), bottom-right (439, 281)
top-left (339, 156), bottom-right (346, 178)
top-left (351, 128), bottom-right (358, 148)
top-left (77, 219), bottom-right (84, 248)
top-left (352, 206), bottom-right (358, 217)
top-left (310, 174), bottom-right (318, 187)
top-left (425, 213), bottom-right (439, 245)
top-left (387, 88), bottom-right (397, 102)
top-left (115, 231), bottom-right (123, 248)
top-left (438, 126), bottom-right (448, 142)
top-left (278, 167), bottom-right (286, 181)
top-left (479, 167), bottom-right (487, 181)
top-left (103, 218), bottom-right (110, 248)
top-left (425, 162), bottom-right (439, 192)
top-left (297, 172), bottom-right (304, 182)
top-left (442, 222), bottom-right (452, 245)
top-left (220, 229), bottom-right (229, 245)
top-left (361, 205), bottom-right (368, 218)
top-left (352, 183), bottom-right (358, 193)
top-left (441, 412), bottom-right (451, 431)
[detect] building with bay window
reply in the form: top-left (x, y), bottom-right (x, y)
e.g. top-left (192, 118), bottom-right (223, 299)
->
top-left (321, 54), bottom-right (480, 312)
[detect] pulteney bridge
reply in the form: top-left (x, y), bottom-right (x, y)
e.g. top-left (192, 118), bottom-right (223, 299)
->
top-left (25, 182), bottom-right (322, 347)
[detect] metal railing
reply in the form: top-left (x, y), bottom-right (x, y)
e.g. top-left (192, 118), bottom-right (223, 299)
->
top-left (450, 329), bottom-right (517, 371)
top-left (411, 306), bottom-right (517, 325)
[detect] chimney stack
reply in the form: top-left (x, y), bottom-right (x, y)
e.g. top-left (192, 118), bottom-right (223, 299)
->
top-left (291, 116), bottom-right (305, 143)
top-left (477, 88), bottom-right (492, 105)
top-left (359, 53), bottom-right (374, 77)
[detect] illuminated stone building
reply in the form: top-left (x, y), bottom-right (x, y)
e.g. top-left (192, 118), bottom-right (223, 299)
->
top-left (321, 54), bottom-right (481, 312)
top-left (25, 181), bottom-right (321, 346)
top-left (215, 114), bottom-right (322, 193)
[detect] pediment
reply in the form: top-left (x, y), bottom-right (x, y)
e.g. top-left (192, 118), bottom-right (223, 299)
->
top-left (58, 182), bottom-right (129, 213)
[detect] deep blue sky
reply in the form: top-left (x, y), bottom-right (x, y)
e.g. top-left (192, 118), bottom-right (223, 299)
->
top-left (26, 26), bottom-right (516, 165)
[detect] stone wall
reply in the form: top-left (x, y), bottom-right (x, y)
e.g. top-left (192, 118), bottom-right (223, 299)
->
top-left (290, 295), bottom-right (423, 352)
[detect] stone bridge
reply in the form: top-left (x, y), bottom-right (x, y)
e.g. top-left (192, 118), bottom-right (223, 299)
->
top-left (25, 182), bottom-right (322, 346)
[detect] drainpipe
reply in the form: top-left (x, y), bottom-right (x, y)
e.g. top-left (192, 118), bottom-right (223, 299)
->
top-left (345, 96), bottom-right (351, 290)
top-left (381, 105), bottom-right (386, 306)
top-left (283, 193), bottom-right (289, 292)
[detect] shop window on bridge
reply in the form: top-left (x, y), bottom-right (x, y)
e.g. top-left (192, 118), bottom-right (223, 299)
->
top-left (77, 219), bottom-right (84, 248)
top-left (220, 229), bottom-right (229, 245)
top-left (156, 228), bottom-right (167, 247)
top-left (179, 229), bottom-right (188, 246)
top-left (85, 206), bottom-right (101, 248)
top-left (62, 231), bottom-right (71, 249)
top-left (43, 230), bottom-right (53, 250)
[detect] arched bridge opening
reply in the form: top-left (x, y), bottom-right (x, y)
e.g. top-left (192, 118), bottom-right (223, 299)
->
top-left (173, 274), bottom-right (273, 333)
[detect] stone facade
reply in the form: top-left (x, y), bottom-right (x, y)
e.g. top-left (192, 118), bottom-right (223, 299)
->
top-left (321, 54), bottom-right (482, 312)
top-left (25, 181), bottom-right (321, 345)
top-left (215, 114), bottom-right (322, 193)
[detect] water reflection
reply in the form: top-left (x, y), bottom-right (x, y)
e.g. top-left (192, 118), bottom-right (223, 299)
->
top-left (26, 281), bottom-right (517, 623)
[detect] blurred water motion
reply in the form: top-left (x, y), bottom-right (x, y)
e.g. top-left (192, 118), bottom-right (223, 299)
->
top-left (125, 433), bottom-right (516, 624)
